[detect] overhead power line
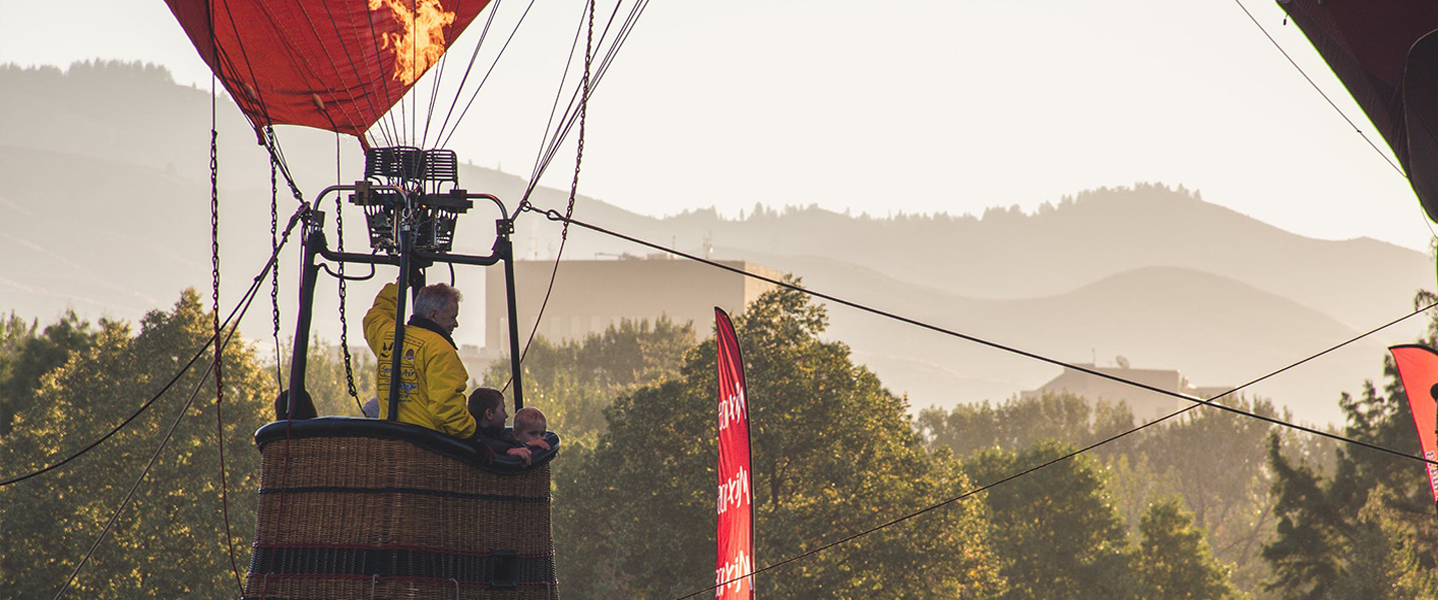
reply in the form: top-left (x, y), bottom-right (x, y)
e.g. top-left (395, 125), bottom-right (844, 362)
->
top-left (676, 278), bottom-right (1436, 598)
top-left (1229, 0), bottom-right (1438, 240)
top-left (524, 205), bottom-right (1438, 467)
top-left (1229, 0), bottom-right (1408, 180)
top-left (614, 232), bottom-right (1436, 600)
top-left (511, 205), bottom-right (1433, 598)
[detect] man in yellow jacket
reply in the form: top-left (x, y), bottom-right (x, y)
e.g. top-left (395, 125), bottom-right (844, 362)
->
top-left (364, 282), bottom-right (477, 439)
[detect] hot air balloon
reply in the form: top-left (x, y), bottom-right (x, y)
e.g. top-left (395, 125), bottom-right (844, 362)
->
top-left (165, 2), bottom-right (562, 598)
top-left (1278, 0), bottom-right (1438, 222)
top-left (1285, 0), bottom-right (1438, 518)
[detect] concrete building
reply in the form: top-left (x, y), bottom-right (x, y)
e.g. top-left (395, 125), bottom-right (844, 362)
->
top-left (1021, 362), bottom-right (1229, 422)
top-left (484, 256), bottom-right (781, 354)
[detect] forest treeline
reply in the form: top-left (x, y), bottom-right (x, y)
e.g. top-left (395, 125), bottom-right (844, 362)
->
top-left (2, 285), bottom-right (1436, 599)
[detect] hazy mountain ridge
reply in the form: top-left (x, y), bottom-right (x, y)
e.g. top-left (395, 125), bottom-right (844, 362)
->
top-left (689, 246), bottom-right (1379, 422)
top-left (629, 185), bottom-right (1428, 331)
top-left (1, 61), bottom-right (1428, 424)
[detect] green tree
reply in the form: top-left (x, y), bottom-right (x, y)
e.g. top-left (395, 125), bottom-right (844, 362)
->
top-left (1264, 296), bottom-right (1438, 599)
top-left (1319, 486), bottom-right (1437, 600)
top-left (917, 392), bottom-right (1134, 459)
top-left (277, 337), bottom-right (377, 417)
top-left (1129, 396), bottom-right (1280, 596)
top-left (0, 309), bottom-right (96, 435)
top-left (964, 440), bottom-right (1138, 600)
top-left (0, 290), bottom-right (273, 599)
top-left (484, 316), bottom-right (695, 444)
top-left (1136, 498), bottom-right (1241, 600)
top-left (1262, 434), bottom-right (1344, 600)
top-left (556, 281), bottom-right (1004, 599)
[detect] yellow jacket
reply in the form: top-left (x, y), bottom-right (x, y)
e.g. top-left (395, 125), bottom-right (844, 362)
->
top-left (363, 283), bottom-right (476, 438)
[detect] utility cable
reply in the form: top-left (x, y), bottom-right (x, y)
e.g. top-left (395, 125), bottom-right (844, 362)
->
top-left (672, 269), bottom-right (1438, 600)
top-left (1231, 0), bottom-right (1410, 181)
top-left (52, 273), bottom-right (265, 600)
top-left (437, 0), bottom-right (542, 150)
top-left (527, 0), bottom-right (595, 183)
top-left (501, 0), bottom-right (595, 393)
top-left (518, 0), bottom-right (645, 204)
top-left (1232, 0), bottom-right (1437, 240)
top-left (433, 0), bottom-right (506, 146)
top-left (0, 205), bottom-right (308, 488)
top-left (315, 0), bottom-right (392, 148)
top-left (365, 0), bottom-right (402, 146)
top-left (526, 207), bottom-right (1438, 467)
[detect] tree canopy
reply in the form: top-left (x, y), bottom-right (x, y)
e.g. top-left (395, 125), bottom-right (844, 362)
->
top-left (553, 281), bottom-right (1004, 599)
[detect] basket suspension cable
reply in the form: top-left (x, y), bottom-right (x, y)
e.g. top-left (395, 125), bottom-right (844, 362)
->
top-left (437, 0), bottom-right (542, 150)
top-left (527, 0), bottom-right (592, 185)
top-left (433, 0), bottom-right (506, 146)
top-left (0, 203), bottom-right (308, 488)
top-left (502, 0), bottom-right (593, 393)
top-left (209, 81), bottom-right (245, 593)
top-left (411, 0), bottom-right (417, 144)
top-left (53, 318), bottom-right (255, 600)
top-left (514, 0), bottom-right (646, 205)
top-left (210, 119), bottom-right (222, 427)
top-left (570, 0), bottom-right (593, 245)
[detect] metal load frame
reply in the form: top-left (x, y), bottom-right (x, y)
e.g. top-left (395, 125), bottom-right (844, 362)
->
top-left (280, 147), bottom-right (525, 421)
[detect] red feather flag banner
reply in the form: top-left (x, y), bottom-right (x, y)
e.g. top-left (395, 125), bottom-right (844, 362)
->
top-left (165, 0), bottom-right (492, 138)
top-left (715, 308), bottom-right (754, 599)
top-left (1388, 344), bottom-right (1438, 508)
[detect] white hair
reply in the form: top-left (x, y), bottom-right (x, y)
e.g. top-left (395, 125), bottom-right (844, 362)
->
top-left (413, 283), bottom-right (462, 317)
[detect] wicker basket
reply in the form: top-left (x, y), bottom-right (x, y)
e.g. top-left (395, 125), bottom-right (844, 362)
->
top-left (243, 418), bottom-right (559, 600)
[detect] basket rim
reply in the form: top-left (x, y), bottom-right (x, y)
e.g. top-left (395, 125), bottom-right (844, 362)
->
top-left (254, 417), bottom-right (560, 475)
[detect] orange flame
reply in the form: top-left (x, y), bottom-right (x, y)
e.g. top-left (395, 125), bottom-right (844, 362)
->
top-left (370, 0), bottom-right (456, 86)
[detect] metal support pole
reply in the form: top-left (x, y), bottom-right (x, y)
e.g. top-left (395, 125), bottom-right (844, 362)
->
top-left (284, 225), bottom-right (324, 418)
top-left (499, 237), bottom-right (524, 410)
top-left (385, 225), bottom-right (415, 421)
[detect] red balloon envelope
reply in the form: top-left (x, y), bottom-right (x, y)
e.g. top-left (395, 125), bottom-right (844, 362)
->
top-left (166, 0), bottom-right (492, 138)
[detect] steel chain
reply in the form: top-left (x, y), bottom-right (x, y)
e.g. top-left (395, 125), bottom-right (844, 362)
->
top-left (210, 129), bottom-right (223, 404)
top-left (269, 129), bottom-right (282, 386)
top-left (336, 178), bottom-right (363, 412)
top-left (562, 0), bottom-right (594, 242)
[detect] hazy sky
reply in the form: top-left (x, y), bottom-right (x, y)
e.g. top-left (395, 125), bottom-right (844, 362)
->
top-left (3, 0), bottom-right (1435, 251)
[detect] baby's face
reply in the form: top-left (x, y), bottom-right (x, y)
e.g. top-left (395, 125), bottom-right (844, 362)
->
top-left (514, 421), bottom-right (547, 445)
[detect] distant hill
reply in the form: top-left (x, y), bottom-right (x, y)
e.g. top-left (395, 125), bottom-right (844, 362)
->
top-left (565, 185), bottom-right (1427, 332)
top-left (2, 62), bottom-right (1430, 425)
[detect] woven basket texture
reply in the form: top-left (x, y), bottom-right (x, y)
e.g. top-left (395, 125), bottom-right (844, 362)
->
top-left (243, 435), bottom-right (559, 600)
